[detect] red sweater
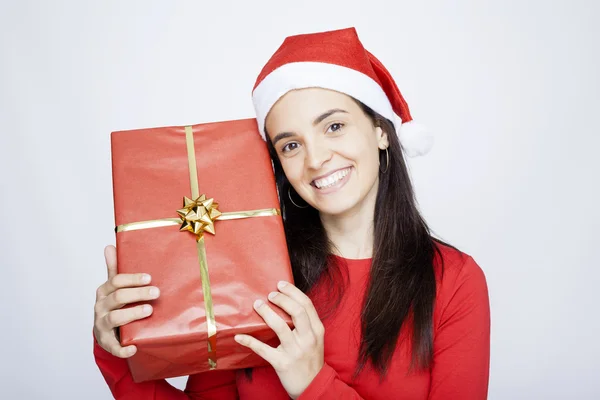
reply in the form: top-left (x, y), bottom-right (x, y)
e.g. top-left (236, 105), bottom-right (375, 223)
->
top-left (94, 244), bottom-right (490, 399)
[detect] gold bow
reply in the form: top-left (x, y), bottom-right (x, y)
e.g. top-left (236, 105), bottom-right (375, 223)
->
top-left (178, 195), bottom-right (222, 240)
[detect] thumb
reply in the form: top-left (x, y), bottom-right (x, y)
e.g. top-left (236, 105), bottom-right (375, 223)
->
top-left (104, 245), bottom-right (118, 280)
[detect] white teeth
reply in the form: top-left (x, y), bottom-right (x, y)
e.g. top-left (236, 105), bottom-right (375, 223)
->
top-left (313, 168), bottom-right (350, 189)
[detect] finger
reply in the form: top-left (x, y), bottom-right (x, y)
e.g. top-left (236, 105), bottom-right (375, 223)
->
top-left (253, 299), bottom-right (296, 349)
top-left (104, 245), bottom-right (118, 280)
top-left (234, 334), bottom-right (280, 367)
top-left (100, 333), bottom-right (138, 358)
top-left (276, 281), bottom-right (324, 334)
top-left (103, 304), bottom-right (154, 329)
top-left (103, 286), bottom-right (160, 311)
top-left (267, 292), bottom-right (311, 334)
top-left (96, 273), bottom-right (152, 299)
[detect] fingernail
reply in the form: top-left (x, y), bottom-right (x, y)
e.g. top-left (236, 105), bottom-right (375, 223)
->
top-left (277, 281), bottom-right (288, 290)
top-left (234, 335), bottom-right (243, 343)
top-left (268, 292), bottom-right (278, 301)
top-left (254, 299), bottom-right (264, 308)
top-left (128, 346), bottom-right (137, 355)
top-left (141, 274), bottom-right (151, 284)
top-left (142, 305), bottom-right (152, 314)
top-left (149, 287), bottom-right (159, 298)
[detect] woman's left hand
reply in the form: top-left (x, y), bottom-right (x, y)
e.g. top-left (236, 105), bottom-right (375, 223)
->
top-left (234, 280), bottom-right (325, 399)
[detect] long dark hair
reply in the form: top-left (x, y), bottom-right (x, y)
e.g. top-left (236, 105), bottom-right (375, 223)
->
top-left (262, 98), bottom-right (451, 378)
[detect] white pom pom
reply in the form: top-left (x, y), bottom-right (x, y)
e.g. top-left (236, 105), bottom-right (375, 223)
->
top-left (395, 117), bottom-right (434, 157)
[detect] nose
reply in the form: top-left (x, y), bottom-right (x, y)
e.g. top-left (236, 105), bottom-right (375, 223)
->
top-left (304, 138), bottom-right (332, 170)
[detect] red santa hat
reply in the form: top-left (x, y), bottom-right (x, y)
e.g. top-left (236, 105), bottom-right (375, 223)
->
top-left (251, 27), bottom-right (434, 157)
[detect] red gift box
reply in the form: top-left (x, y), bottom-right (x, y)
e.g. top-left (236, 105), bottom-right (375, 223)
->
top-left (110, 118), bottom-right (293, 382)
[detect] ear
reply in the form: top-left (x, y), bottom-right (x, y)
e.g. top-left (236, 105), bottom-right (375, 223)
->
top-left (375, 125), bottom-right (389, 150)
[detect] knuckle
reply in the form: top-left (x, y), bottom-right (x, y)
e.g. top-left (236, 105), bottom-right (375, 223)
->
top-left (106, 311), bottom-right (119, 327)
top-left (95, 314), bottom-right (106, 329)
top-left (315, 324), bottom-right (325, 337)
top-left (109, 275), bottom-right (120, 288)
top-left (268, 320), bottom-right (282, 333)
top-left (256, 347), bottom-right (267, 359)
top-left (110, 346), bottom-right (122, 357)
top-left (97, 338), bottom-right (108, 351)
top-left (304, 333), bottom-right (317, 347)
top-left (95, 286), bottom-right (104, 299)
top-left (113, 289), bottom-right (126, 305)
top-left (301, 298), bottom-right (314, 309)
top-left (102, 341), bottom-right (115, 355)
top-left (247, 340), bottom-right (259, 352)
top-left (291, 307), bottom-right (305, 319)
top-left (93, 301), bottom-right (103, 316)
top-left (272, 318), bottom-right (288, 331)
top-left (93, 326), bottom-right (103, 341)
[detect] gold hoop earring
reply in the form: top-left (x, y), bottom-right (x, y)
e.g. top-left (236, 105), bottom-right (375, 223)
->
top-left (380, 147), bottom-right (390, 173)
top-left (288, 187), bottom-right (308, 209)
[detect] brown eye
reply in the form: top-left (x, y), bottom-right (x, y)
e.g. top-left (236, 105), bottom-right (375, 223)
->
top-left (326, 123), bottom-right (344, 133)
top-left (282, 142), bottom-right (300, 153)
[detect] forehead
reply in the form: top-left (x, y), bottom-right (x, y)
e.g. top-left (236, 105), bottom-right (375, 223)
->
top-left (265, 88), bottom-right (360, 134)
top-left (273, 88), bottom-right (356, 113)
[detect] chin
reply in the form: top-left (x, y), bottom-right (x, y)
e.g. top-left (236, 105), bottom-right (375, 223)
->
top-left (312, 197), bottom-right (359, 217)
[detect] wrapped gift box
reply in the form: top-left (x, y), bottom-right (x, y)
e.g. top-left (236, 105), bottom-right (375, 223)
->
top-left (110, 118), bottom-right (293, 382)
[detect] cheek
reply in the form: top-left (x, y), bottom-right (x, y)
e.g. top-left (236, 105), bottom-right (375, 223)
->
top-left (280, 158), bottom-right (305, 184)
top-left (339, 138), bottom-right (377, 170)
top-left (348, 143), bottom-right (380, 179)
top-left (364, 148), bottom-right (381, 170)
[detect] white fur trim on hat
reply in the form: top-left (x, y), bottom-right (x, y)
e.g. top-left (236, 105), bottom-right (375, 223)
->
top-left (252, 61), bottom-right (395, 139)
top-left (395, 118), bottom-right (434, 157)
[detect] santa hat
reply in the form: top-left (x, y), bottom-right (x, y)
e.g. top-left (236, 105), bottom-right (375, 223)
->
top-left (251, 27), bottom-right (433, 157)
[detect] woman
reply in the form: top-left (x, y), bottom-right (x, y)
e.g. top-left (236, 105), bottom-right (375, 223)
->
top-left (93, 27), bottom-right (490, 399)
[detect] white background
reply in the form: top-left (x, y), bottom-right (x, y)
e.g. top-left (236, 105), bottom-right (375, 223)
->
top-left (1, 1), bottom-right (598, 399)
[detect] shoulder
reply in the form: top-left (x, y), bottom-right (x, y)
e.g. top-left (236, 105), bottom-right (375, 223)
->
top-left (433, 241), bottom-right (487, 288)
top-left (431, 241), bottom-right (490, 324)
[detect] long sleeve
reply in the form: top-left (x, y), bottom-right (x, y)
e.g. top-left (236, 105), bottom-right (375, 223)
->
top-left (93, 332), bottom-right (238, 399)
top-left (297, 363), bottom-right (364, 400)
top-left (428, 256), bottom-right (491, 400)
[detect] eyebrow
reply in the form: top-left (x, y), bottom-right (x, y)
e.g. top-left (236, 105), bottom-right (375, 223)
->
top-left (271, 108), bottom-right (349, 146)
top-left (313, 108), bottom-right (348, 126)
top-left (271, 131), bottom-right (295, 146)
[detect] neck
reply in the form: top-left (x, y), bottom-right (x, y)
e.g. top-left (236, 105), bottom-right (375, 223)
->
top-left (320, 181), bottom-right (378, 260)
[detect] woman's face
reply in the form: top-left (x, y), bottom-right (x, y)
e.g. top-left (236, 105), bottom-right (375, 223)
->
top-left (265, 88), bottom-right (389, 217)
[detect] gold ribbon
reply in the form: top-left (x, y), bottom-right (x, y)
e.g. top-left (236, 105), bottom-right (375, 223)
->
top-left (115, 125), bottom-right (280, 369)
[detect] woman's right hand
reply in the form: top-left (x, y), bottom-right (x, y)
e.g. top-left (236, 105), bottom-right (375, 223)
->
top-left (93, 245), bottom-right (160, 358)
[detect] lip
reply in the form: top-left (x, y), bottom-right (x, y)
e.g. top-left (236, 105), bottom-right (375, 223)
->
top-left (311, 167), bottom-right (353, 194)
top-left (311, 166), bottom-right (353, 183)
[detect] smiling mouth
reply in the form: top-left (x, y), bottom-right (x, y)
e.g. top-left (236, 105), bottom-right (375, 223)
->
top-left (311, 167), bottom-right (352, 189)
